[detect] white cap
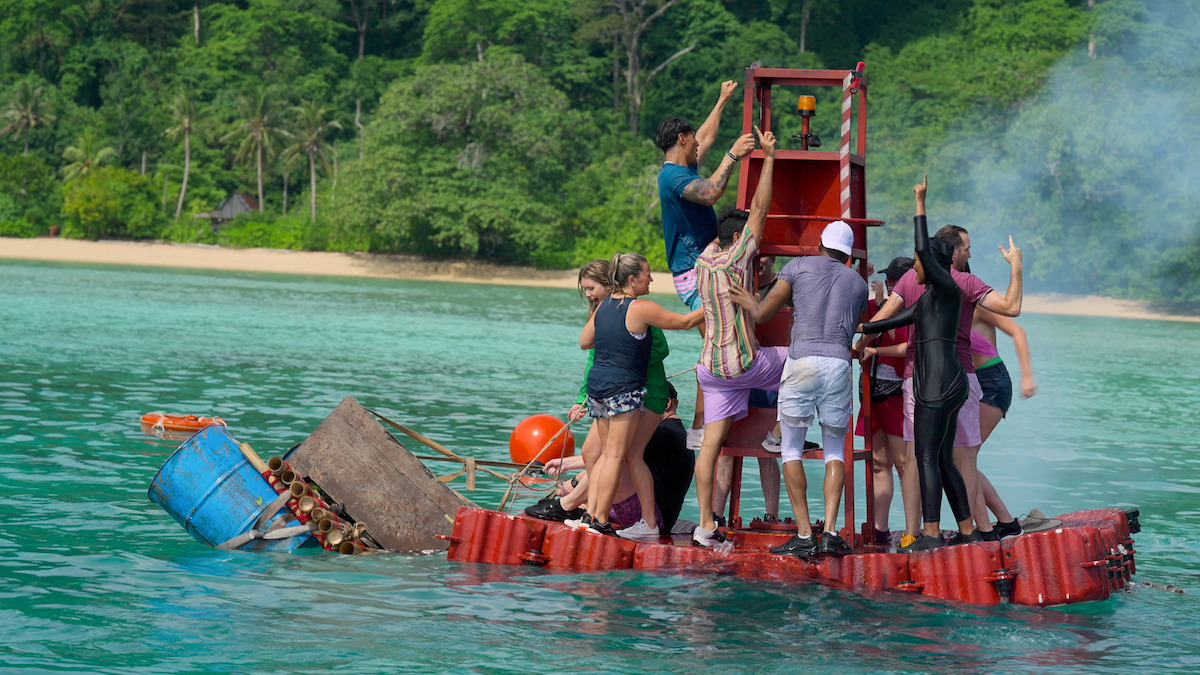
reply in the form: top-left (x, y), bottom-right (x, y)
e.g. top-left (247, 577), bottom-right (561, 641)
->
top-left (821, 220), bottom-right (854, 256)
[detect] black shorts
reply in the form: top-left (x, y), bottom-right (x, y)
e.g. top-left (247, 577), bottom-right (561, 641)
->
top-left (976, 360), bottom-right (1013, 416)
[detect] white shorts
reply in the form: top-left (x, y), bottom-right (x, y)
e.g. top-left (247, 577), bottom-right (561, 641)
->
top-left (776, 355), bottom-right (853, 435)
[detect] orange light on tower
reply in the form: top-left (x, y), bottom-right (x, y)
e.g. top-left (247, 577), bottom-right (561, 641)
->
top-left (794, 96), bottom-right (820, 150)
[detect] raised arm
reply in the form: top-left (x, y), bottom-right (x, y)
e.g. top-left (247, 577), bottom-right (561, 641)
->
top-left (695, 80), bottom-right (738, 164)
top-left (681, 133), bottom-right (755, 206)
top-left (746, 125), bottom-right (776, 242)
top-left (912, 175), bottom-right (955, 295)
top-left (977, 236), bottom-right (1024, 317)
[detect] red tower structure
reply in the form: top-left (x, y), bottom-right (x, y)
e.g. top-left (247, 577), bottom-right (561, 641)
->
top-left (722, 64), bottom-right (884, 545)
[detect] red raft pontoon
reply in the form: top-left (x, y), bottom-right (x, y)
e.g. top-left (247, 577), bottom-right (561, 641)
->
top-left (445, 64), bottom-right (1140, 607)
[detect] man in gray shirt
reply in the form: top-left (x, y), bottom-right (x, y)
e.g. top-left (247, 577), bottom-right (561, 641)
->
top-left (730, 221), bottom-right (868, 558)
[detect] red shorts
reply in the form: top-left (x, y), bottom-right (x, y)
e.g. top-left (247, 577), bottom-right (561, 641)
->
top-left (854, 394), bottom-right (904, 438)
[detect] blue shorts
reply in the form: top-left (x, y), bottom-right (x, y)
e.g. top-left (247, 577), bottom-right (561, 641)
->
top-left (976, 360), bottom-right (1013, 417)
top-left (586, 388), bottom-right (646, 419)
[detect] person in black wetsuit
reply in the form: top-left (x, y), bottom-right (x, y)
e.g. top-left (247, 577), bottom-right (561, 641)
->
top-left (858, 175), bottom-right (982, 552)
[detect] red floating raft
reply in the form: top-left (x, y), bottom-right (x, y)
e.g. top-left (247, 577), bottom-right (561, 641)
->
top-left (141, 412), bottom-right (227, 433)
top-left (444, 506), bottom-right (1140, 607)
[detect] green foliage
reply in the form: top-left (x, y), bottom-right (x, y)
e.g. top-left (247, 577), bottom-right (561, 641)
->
top-left (0, 152), bottom-right (60, 232)
top-left (61, 167), bottom-right (166, 240)
top-left (0, 0), bottom-right (1195, 299)
top-left (215, 211), bottom-right (320, 250)
top-left (327, 50), bottom-right (587, 261)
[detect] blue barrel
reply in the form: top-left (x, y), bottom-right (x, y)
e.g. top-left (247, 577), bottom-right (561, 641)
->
top-left (148, 425), bottom-right (311, 551)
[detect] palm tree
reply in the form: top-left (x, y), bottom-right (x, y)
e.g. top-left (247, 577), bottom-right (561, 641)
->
top-left (61, 128), bottom-right (117, 181)
top-left (164, 87), bottom-right (203, 219)
top-left (222, 85), bottom-right (288, 212)
top-left (282, 100), bottom-right (341, 221)
top-left (2, 79), bottom-right (55, 156)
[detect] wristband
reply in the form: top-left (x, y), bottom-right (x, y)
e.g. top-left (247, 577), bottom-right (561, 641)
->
top-left (726, 151), bottom-right (738, 162)
top-left (570, 476), bottom-right (579, 488)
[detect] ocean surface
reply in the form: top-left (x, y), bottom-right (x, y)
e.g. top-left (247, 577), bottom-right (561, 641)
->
top-left (1, 258), bottom-right (1198, 674)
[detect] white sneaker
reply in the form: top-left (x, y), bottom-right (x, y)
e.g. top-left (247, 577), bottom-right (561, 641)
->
top-left (761, 431), bottom-right (782, 453)
top-left (563, 515), bottom-right (591, 530)
top-left (686, 427), bottom-right (705, 451)
top-left (616, 519), bottom-right (660, 540)
top-left (692, 525), bottom-right (734, 553)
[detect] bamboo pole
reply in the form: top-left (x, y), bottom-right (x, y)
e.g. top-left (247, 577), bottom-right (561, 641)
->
top-left (238, 442), bottom-right (270, 475)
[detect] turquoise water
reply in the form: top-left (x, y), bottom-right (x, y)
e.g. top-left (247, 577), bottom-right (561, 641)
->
top-left (2, 258), bottom-right (1198, 673)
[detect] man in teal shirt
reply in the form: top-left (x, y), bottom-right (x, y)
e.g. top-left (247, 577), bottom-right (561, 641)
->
top-left (656, 79), bottom-right (754, 452)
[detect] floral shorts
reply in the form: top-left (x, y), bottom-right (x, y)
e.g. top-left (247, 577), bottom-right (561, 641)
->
top-left (586, 388), bottom-right (646, 419)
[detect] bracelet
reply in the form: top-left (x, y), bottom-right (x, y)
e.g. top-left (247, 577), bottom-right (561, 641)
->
top-left (726, 151), bottom-right (738, 162)
top-left (570, 476), bottom-right (579, 488)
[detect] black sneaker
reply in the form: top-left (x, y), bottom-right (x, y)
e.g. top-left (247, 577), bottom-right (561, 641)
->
top-left (945, 530), bottom-right (984, 546)
top-left (712, 512), bottom-right (727, 528)
top-left (587, 518), bottom-right (619, 537)
top-left (770, 534), bottom-right (818, 558)
top-left (817, 531), bottom-right (853, 556)
top-left (804, 440), bottom-right (820, 451)
top-left (899, 534), bottom-right (944, 553)
top-left (524, 497), bottom-right (584, 523)
top-left (994, 519), bottom-right (1022, 539)
top-left (873, 528), bottom-right (892, 544)
top-left (979, 528), bottom-right (999, 542)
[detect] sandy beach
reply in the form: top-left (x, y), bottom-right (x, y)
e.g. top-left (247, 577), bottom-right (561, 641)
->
top-left (4, 237), bottom-right (1199, 323)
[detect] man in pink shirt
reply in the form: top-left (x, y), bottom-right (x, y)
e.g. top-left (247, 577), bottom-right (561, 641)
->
top-left (856, 213), bottom-right (1023, 543)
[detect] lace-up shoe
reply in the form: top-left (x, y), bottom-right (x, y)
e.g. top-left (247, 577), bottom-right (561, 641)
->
top-left (616, 519), bottom-right (660, 540)
top-left (524, 497), bottom-right (584, 523)
top-left (817, 531), bottom-right (853, 556)
top-left (770, 534), bottom-right (817, 558)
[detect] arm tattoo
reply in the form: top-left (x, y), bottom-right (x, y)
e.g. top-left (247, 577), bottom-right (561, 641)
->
top-left (682, 178), bottom-right (719, 205)
top-left (712, 161), bottom-right (736, 190)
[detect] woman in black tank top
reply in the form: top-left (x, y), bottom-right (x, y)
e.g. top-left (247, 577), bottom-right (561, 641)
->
top-left (569, 253), bottom-right (703, 538)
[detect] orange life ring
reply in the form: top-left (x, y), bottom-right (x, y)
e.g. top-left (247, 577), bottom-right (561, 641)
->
top-left (141, 412), bottom-right (227, 432)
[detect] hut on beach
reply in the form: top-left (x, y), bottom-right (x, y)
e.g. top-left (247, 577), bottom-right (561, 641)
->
top-left (194, 193), bottom-right (260, 231)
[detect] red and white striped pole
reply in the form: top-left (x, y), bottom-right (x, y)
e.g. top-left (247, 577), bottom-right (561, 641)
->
top-left (839, 72), bottom-right (853, 219)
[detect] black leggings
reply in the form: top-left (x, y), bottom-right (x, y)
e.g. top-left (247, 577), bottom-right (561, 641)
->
top-left (913, 402), bottom-right (972, 524)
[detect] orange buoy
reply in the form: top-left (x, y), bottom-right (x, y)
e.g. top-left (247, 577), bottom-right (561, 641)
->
top-left (508, 414), bottom-right (575, 464)
top-left (141, 412), bottom-right (227, 433)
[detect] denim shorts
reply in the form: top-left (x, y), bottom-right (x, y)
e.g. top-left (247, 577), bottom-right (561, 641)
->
top-left (586, 388), bottom-right (646, 419)
top-left (976, 360), bottom-right (1013, 416)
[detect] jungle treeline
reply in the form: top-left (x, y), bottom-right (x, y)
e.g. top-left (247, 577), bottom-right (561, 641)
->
top-left (1, 0), bottom-right (1197, 300)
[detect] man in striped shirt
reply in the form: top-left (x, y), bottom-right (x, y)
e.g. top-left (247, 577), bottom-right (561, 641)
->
top-left (689, 126), bottom-right (787, 550)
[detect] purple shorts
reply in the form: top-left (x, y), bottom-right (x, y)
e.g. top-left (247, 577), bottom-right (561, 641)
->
top-left (696, 346), bottom-right (788, 425)
top-left (902, 374), bottom-right (983, 447)
top-left (609, 494), bottom-right (664, 530)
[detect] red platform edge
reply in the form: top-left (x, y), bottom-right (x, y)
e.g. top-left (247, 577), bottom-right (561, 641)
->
top-left (444, 507), bottom-right (1137, 607)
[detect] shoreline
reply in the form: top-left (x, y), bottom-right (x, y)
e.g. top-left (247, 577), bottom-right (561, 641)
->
top-left (4, 237), bottom-right (1199, 323)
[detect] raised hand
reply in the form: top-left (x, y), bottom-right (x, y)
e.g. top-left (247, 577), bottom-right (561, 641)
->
top-left (729, 133), bottom-right (755, 159)
top-left (870, 279), bottom-right (886, 300)
top-left (1000, 235), bottom-right (1022, 267)
top-left (913, 173), bottom-right (928, 203)
top-left (719, 80), bottom-right (739, 102)
top-left (754, 125), bottom-right (777, 157)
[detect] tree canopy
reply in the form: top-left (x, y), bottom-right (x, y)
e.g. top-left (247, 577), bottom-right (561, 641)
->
top-left (0, 0), bottom-right (1197, 300)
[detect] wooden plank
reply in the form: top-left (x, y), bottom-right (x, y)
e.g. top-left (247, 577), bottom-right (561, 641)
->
top-left (286, 396), bottom-right (477, 552)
